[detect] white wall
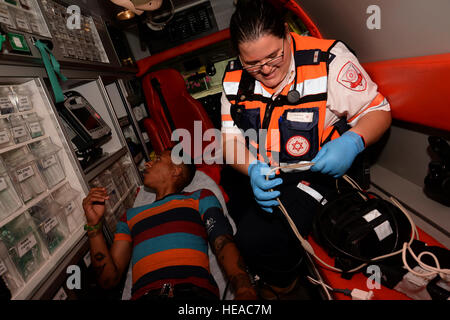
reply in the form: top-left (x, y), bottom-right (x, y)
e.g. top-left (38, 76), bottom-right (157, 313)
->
top-left (297, 0), bottom-right (450, 63)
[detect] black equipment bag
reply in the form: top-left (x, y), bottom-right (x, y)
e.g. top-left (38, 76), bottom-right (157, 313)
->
top-left (312, 187), bottom-right (413, 275)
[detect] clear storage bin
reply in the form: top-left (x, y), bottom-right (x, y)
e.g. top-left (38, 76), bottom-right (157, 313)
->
top-left (3, 148), bottom-right (47, 203)
top-left (23, 112), bottom-right (44, 139)
top-left (120, 158), bottom-right (136, 189)
top-left (9, 115), bottom-right (30, 144)
top-left (30, 141), bottom-right (65, 188)
top-left (0, 158), bottom-right (22, 221)
top-left (0, 212), bottom-right (48, 282)
top-left (0, 240), bottom-right (24, 297)
top-left (52, 183), bottom-right (84, 233)
top-left (124, 190), bottom-right (137, 209)
top-left (114, 203), bottom-right (125, 220)
top-left (11, 85), bottom-right (33, 112)
top-left (29, 196), bottom-right (68, 255)
top-left (90, 171), bottom-right (119, 213)
top-left (0, 87), bottom-right (16, 115)
top-left (0, 118), bottom-right (14, 149)
top-left (111, 163), bottom-right (128, 197)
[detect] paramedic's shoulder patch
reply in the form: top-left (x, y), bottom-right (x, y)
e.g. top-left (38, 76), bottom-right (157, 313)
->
top-left (336, 61), bottom-right (367, 92)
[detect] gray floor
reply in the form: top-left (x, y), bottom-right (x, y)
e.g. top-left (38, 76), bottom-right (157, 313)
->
top-left (370, 164), bottom-right (449, 249)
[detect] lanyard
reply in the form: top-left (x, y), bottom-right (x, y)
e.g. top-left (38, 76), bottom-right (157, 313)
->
top-left (33, 40), bottom-right (67, 103)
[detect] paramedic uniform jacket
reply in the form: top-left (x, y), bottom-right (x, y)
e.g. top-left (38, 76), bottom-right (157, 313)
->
top-left (221, 32), bottom-right (390, 166)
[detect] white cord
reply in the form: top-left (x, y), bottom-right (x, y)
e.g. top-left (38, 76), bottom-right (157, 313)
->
top-left (391, 197), bottom-right (450, 279)
top-left (307, 276), bottom-right (334, 291)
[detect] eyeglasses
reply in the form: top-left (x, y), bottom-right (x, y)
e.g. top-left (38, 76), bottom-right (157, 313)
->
top-left (241, 38), bottom-right (285, 74)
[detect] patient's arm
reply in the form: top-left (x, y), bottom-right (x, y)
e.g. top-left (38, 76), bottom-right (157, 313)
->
top-left (212, 234), bottom-right (258, 300)
top-left (88, 233), bottom-right (132, 289)
top-left (83, 188), bottom-right (132, 289)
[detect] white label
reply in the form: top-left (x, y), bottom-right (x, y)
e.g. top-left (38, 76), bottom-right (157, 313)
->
top-left (297, 181), bottom-right (327, 205)
top-left (373, 220), bottom-right (393, 241)
top-left (0, 130), bottom-right (10, 144)
top-left (0, 11), bottom-right (12, 26)
top-left (12, 36), bottom-right (24, 48)
top-left (134, 107), bottom-right (143, 121)
top-left (287, 112), bottom-right (314, 123)
top-left (28, 121), bottom-right (42, 134)
top-left (30, 22), bottom-right (40, 33)
top-left (17, 96), bottom-right (31, 111)
top-left (0, 260), bottom-right (7, 276)
top-left (17, 234), bottom-right (37, 258)
top-left (363, 209), bottom-right (382, 222)
top-left (53, 287), bottom-right (68, 300)
top-left (16, 165), bottom-right (34, 182)
top-left (15, 17), bottom-right (30, 31)
top-left (0, 177), bottom-right (7, 192)
top-left (42, 155), bottom-right (57, 169)
top-left (12, 125), bottom-right (27, 138)
top-left (43, 217), bottom-right (59, 234)
top-left (65, 201), bottom-right (75, 215)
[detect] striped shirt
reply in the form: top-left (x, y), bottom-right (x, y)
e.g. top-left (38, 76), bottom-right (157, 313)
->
top-left (114, 189), bottom-right (233, 300)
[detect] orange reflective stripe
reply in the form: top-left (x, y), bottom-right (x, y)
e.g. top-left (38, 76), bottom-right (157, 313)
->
top-left (221, 114), bottom-right (233, 121)
top-left (348, 92), bottom-right (385, 123)
top-left (223, 69), bottom-right (242, 83)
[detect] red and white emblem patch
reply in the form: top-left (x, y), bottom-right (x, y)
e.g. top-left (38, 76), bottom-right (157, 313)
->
top-left (286, 135), bottom-right (310, 157)
top-left (337, 61), bottom-right (367, 92)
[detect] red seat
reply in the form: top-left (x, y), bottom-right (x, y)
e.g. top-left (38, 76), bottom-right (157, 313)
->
top-left (141, 69), bottom-right (227, 201)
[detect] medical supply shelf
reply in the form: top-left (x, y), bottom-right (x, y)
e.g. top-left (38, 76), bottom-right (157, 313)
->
top-left (11, 224), bottom-right (85, 300)
top-left (0, 0), bottom-right (144, 300)
top-left (0, 77), bottom-right (88, 299)
top-left (0, 70), bottom-right (141, 299)
top-left (0, 133), bottom-right (46, 154)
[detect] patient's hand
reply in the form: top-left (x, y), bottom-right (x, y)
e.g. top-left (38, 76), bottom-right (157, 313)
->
top-left (82, 187), bottom-right (109, 226)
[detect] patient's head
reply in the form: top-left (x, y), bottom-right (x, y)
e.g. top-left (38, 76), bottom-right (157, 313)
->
top-left (143, 149), bottom-right (196, 195)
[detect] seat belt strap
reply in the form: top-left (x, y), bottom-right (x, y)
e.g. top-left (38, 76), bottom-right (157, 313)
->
top-left (34, 40), bottom-right (67, 103)
top-left (150, 77), bottom-right (176, 132)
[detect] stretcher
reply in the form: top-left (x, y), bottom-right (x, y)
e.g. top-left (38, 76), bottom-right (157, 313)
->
top-left (307, 228), bottom-right (446, 300)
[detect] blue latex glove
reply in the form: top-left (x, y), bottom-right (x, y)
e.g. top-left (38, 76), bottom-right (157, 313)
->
top-left (310, 131), bottom-right (365, 178)
top-left (248, 160), bottom-right (283, 213)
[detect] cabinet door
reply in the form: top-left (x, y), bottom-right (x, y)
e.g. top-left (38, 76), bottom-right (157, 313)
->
top-left (0, 77), bottom-right (88, 300)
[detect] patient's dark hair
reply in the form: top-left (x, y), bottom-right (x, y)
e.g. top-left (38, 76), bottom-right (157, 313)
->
top-left (168, 147), bottom-right (196, 192)
top-left (229, 0), bottom-right (287, 53)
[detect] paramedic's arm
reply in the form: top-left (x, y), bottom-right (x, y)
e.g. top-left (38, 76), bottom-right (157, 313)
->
top-left (222, 132), bottom-right (256, 175)
top-left (82, 188), bottom-right (132, 289)
top-left (349, 109), bottom-right (391, 146)
top-left (327, 42), bottom-right (392, 147)
top-left (221, 92), bottom-right (256, 176)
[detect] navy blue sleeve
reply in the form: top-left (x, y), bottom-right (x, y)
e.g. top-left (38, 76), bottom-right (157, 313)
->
top-left (198, 189), bottom-right (234, 245)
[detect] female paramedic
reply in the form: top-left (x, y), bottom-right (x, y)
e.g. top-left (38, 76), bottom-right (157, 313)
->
top-left (220, 0), bottom-right (392, 296)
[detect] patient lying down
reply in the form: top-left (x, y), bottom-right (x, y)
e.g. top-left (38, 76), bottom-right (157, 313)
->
top-left (82, 149), bottom-right (257, 300)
